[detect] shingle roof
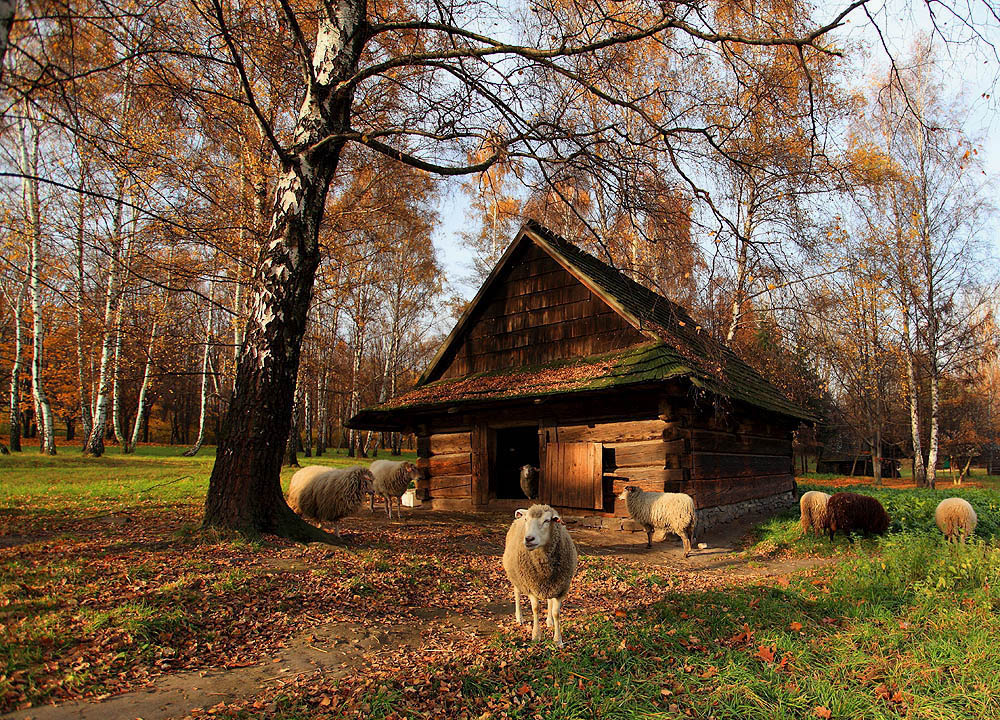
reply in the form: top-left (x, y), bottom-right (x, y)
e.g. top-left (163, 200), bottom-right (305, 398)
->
top-left (348, 220), bottom-right (813, 429)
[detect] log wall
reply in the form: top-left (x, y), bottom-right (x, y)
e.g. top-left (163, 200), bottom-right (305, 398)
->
top-left (416, 396), bottom-right (797, 515)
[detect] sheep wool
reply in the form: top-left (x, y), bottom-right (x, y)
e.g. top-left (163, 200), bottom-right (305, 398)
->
top-left (287, 465), bottom-right (374, 537)
top-left (935, 497), bottom-right (977, 543)
top-left (369, 460), bottom-right (421, 519)
top-left (822, 492), bottom-right (890, 539)
top-left (618, 486), bottom-right (697, 555)
top-left (799, 491), bottom-right (831, 535)
top-left (519, 464), bottom-right (539, 500)
top-left (502, 504), bottom-right (578, 646)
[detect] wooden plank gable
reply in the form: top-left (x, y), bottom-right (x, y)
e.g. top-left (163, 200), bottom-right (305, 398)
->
top-left (436, 243), bottom-right (647, 380)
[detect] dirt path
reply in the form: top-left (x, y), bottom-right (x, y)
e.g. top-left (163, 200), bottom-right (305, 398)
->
top-left (4, 511), bottom-right (831, 720)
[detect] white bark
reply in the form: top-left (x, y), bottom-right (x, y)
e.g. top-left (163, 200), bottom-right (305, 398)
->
top-left (18, 107), bottom-right (55, 454)
top-left (184, 290), bottom-right (213, 457)
top-left (7, 278), bottom-right (26, 451)
top-left (75, 170), bottom-right (93, 445)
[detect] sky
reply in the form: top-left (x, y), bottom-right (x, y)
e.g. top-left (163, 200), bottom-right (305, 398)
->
top-left (429, 2), bottom-right (1000, 304)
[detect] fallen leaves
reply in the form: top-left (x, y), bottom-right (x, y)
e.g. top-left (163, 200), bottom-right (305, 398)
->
top-left (789, 621), bottom-right (803, 631)
top-left (814, 706), bottom-right (832, 719)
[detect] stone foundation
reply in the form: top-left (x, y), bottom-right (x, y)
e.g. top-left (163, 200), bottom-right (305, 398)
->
top-left (695, 490), bottom-right (796, 531)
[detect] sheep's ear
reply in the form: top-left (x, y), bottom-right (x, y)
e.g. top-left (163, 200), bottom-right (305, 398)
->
top-left (552, 514), bottom-right (563, 524)
top-left (515, 508), bottom-right (527, 519)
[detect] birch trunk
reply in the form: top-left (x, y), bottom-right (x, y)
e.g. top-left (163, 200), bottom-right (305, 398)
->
top-left (283, 379), bottom-right (300, 467)
top-left (204, 0), bottom-right (366, 538)
top-left (347, 328), bottom-right (363, 457)
top-left (726, 234), bottom-right (750, 344)
top-left (927, 363), bottom-right (940, 488)
top-left (184, 307), bottom-right (213, 457)
top-left (84, 184), bottom-right (130, 456)
top-left (126, 315), bottom-right (158, 453)
top-left (75, 172), bottom-right (93, 446)
top-left (303, 380), bottom-right (312, 457)
top-left (315, 368), bottom-right (327, 456)
top-left (7, 280), bottom-right (26, 452)
top-left (19, 108), bottom-right (55, 454)
top-left (111, 294), bottom-right (127, 448)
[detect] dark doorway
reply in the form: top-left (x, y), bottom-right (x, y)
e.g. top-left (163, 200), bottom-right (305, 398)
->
top-left (492, 426), bottom-right (539, 499)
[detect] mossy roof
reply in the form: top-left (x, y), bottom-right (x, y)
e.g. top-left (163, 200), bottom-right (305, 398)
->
top-left (349, 220), bottom-right (813, 429)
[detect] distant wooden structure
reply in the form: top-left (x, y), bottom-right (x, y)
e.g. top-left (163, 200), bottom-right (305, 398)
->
top-left (815, 452), bottom-right (901, 479)
top-left (349, 221), bottom-right (813, 522)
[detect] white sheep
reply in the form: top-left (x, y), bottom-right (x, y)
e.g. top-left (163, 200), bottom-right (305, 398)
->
top-left (368, 459), bottom-right (421, 519)
top-left (935, 497), bottom-right (978, 543)
top-left (799, 490), bottom-right (831, 535)
top-left (502, 504), bottom-right (578, 647)
top-left (519, 464), bottom-right (539, 500)
top-left (617, 485), bottom-right (697, 556)
top-left (286, 465), bottom-right (374, 537)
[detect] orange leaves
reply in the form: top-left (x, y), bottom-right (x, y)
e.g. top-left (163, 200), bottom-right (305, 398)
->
top-left (813, 706), bottom-right (832, 719)
top-left (755, 644), bottom-right (776, 663)
top-left (728, 623), bottom-right (754, 645)
top-left (789, 621), bottom-right (803, 632)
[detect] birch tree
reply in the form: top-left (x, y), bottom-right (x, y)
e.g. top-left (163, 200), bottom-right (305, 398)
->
top-left (17, 105), bottom-right (55, 454)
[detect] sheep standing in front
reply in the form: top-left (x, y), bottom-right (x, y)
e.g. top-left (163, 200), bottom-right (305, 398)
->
top-left (618, 485), bottom-right (697, 556)
top-left (799, 490), bottom-right (831, 535)
top-left (519, 464), bottom-right (539, 500)
top-left (502, 504), bottom-right (578, 647)
top-left (821, 492), bottom-right (890, 540)
top-left (935, 497), bottom-right (977, 543)
top-left (368, 460), bottom-right (422, 519)
top-left (286, 465), bottom-right (374, 537)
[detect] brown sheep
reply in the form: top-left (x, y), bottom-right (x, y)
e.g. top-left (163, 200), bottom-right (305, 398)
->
top-left (822, 492), bottom-right (890, 540)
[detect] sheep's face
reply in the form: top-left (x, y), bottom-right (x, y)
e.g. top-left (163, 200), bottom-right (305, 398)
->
top-left (515, 505), bottom-right (562, 550)
top-left (519, 464), bottom-right (538, 480)
top-left (617, 486), bottom-right (641, 502)
top-left (403, 462), bottom-right (422, 484)
top-left (358, 471), bottom-right (375, 496)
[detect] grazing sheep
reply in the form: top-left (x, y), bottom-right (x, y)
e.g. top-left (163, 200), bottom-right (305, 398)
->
top-left (286, 465), bottom-right (374, 537)
top-left (935, 497), bottom-right (977, 543)
top-left (368, 459), bottom-right (421, 519)
top-left (799, 491), bottom-right (831, 535)
top-left (617, 485), bottom-right (697, 556)
top-left (502, 504), bottom-right (578, 647)
top-left (519, 464), bottom-right (539, 500)
top-left (822, 492), bottom-right (890, 540)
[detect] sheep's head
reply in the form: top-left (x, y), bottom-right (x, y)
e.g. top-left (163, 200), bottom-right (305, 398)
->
top-left (402, 462), bottom-right (422, 485)
top-left (357, 469), bottom-right (375, 496)
top-left (519, 464), bottom-right (539, 480)
top-left (514, 505), bottom-right (562, 550)
top-left (617, 485), bottom-right (641, 502)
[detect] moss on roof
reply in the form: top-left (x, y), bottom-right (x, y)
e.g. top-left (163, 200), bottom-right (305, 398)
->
top-left (350, 221), bottom-right (813, 428)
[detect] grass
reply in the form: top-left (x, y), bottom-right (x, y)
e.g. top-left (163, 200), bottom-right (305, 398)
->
top-left (3, 450), bottom-right (1000, 718)
top-left (0, 444), bottom-right (417, 512)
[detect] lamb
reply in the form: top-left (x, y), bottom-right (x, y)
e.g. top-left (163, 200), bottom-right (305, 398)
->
top-left (799, 490), bottom-right (831, 535)
top-left (502, 504), bottom-right (578, 647)
top-left (821, 492), bottom-right (890, 540)
top-left (368, 459), bottom-right (422, 519)
top-left (935, 497), bottom-right (977, 543)
top-left (519, 464), bottom-right (539, 500)
top-left (286, 465), bottom-right (375, 537)
top-left (617, 485), bottom-right (697, 556)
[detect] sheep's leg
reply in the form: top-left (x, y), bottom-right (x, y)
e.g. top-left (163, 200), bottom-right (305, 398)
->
top-left (529, 595), bottom-right (541, 642)
top-left (384, 494), bottom-right (392, 518)
top-left (513, 586), bottom-right (522, 624)
top-left (550, 596), bottom-right (564, 647)
top-left (645, 525), bottom-right (653, 549)
top-left (394, 496), bottom-right (402, 520)
top-left (335, 522), bottom-right (341, 538)
top-left (370, 492), bottom-right (375, 514)
top-left (681, 532), bottom-right (692, 558)
top-left (546, 598), bottom-right (553, 627)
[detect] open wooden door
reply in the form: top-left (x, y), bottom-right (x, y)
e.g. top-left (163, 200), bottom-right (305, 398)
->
top-left (540, 441), bottom-right (603, 510)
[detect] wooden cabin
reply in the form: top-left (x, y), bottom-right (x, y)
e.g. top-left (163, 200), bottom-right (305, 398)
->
top-left (349, 221), bottom-right (813, 527)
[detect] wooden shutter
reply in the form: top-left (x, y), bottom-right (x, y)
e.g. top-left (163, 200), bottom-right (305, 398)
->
top-left (541, 441), bottom-right (603, 510)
